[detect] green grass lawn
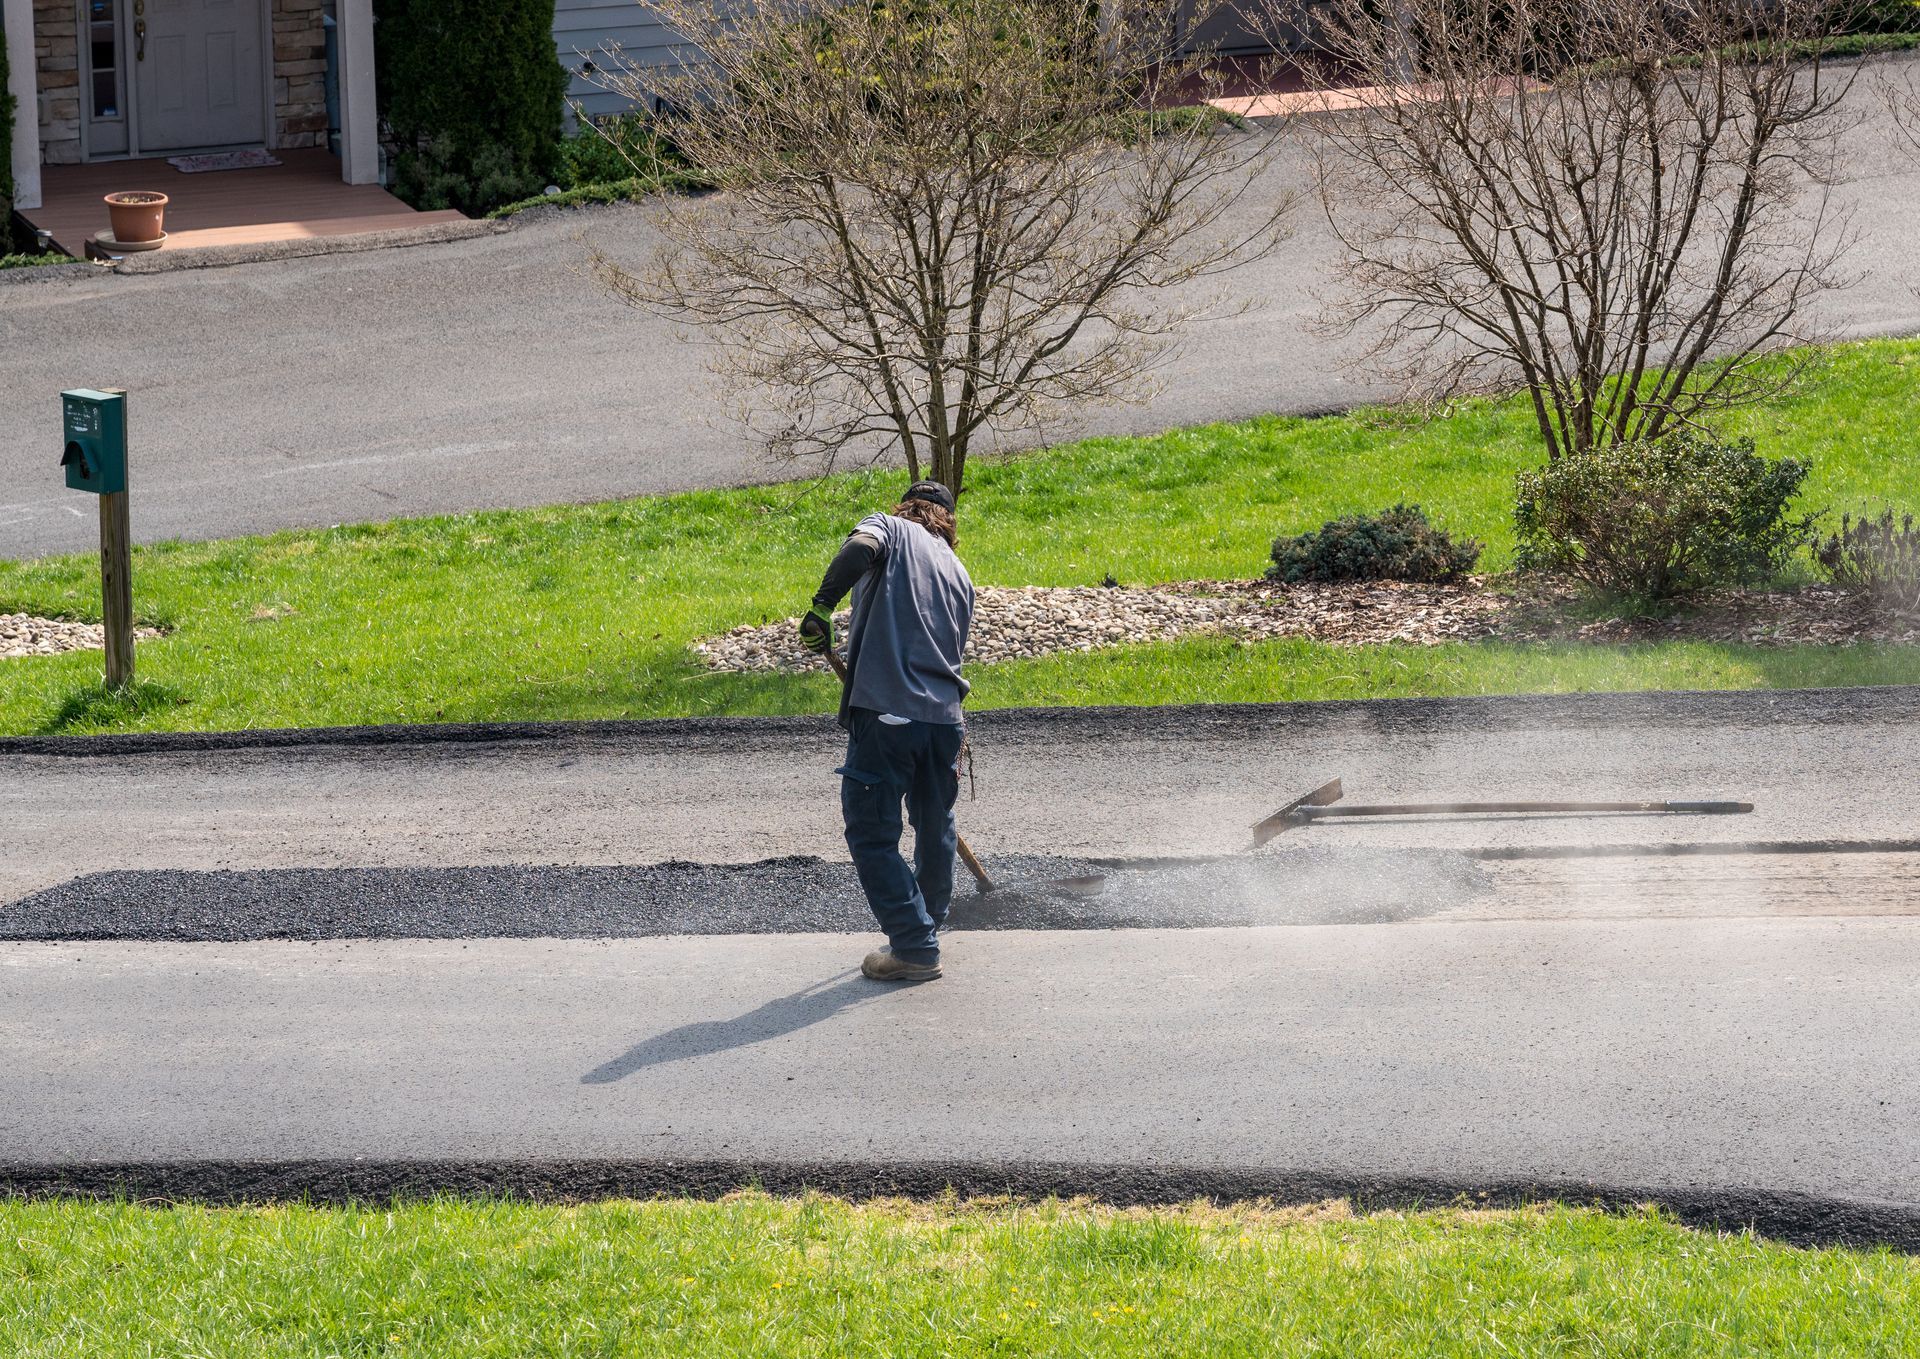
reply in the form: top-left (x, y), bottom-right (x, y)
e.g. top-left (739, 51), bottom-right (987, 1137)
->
top-left (3, 1195), bottom-right (1915, 1357)
top-left (2, 340), bottom-right (1916, 736)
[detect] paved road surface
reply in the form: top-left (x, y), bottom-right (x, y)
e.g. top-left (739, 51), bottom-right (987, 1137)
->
top-left (4, 66), bottom-right (1919, 559)
top-left (3, 687), bottom-right (1915, 904)
top-left (4, 689), bottom-right (1918, 1237)
top-left (4, 920), bottom-right (1918, 1246)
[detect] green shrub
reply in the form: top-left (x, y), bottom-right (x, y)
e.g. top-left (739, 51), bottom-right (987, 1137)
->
top-left (374, 0), bottom-right (569, 216)
top-left (479, 115), bottom-right (707, 217)
top-left (558, 113), bottom-right (683, 188)
top-left (1267, 505), bottom-right (1482, 584)
top-left (1857, 0), bottom-right (1919, 33)
top-left (391, 139), bottom-right (546, 217)
top-left (487, 169), bottom-right (712, 220)
top-left (1816, 509), bottom-right (1920, 609)
top-left (1514, 435), bottom-right (1816, 600)
top-left (1, 252), bottom-right (70, 270)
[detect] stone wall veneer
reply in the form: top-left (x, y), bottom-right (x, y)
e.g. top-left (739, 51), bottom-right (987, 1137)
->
top-left (273, 0), bottom-right (328, 149)
top-left (33, 0), bottom-right (82, 165)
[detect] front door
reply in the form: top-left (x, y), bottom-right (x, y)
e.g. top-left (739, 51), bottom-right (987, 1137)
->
top-left (133, 0), bottom-right (266, 152)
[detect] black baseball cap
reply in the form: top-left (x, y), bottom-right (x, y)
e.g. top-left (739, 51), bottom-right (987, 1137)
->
top-left (903, 479), bottom-right (957, 513)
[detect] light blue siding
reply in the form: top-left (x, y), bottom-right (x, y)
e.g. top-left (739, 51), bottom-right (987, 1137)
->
top-left (553, 0), bottom-right (1305, 120)
top-left (553, 0), bottom-right (694, 118)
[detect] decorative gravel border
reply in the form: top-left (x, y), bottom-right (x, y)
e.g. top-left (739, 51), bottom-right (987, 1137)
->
top-left (692, 578), bottom-right (1920, 674)
top-left (694, 580), bottom-right (1507, 673)
top-left (1, 613), bottom-right (165, 661)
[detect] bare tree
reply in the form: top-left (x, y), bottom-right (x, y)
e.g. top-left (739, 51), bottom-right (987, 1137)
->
top-left (588, 0), bottom-right (1292, 493)
top-left (1887, 51), bottom-right (1920, 151)
top-left (1298, 0), bottom-right (1862, 460)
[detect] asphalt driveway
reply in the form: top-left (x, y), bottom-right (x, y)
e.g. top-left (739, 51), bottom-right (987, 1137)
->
top-left (3, 689), bottom-right (1918, 1241)
top-left (7, 919), bottom-right (1918, 1247)
top-left (4, 66), bottom-right (1919, 559)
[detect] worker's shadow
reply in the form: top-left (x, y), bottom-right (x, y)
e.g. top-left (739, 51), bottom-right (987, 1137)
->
top-left (580, 970), bottom-right (882, 1085)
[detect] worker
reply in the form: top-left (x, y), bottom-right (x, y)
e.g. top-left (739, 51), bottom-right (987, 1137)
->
top-left (801, 480), bottom-right (975, 982)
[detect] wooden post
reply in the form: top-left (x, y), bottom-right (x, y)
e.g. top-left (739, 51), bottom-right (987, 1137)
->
top-left (99, 492), bottom-right (134, 688)
top-left (98, 390), bottom-right (134, 689)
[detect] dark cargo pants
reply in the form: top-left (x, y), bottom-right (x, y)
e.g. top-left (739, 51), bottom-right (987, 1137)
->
top-left (837, 707), bottom-right (964, 963)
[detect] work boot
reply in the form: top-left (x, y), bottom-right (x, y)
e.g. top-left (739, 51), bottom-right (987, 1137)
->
top-left (862, 949), bottom-right (942, 982)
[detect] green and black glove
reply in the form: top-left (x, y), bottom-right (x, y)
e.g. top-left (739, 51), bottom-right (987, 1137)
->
top-left (804, 530), bottom-right (881, 658)
top-left (798, 605), bottom-right (834, 654)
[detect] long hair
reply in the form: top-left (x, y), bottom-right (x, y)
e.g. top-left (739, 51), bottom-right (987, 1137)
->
top-left (892, 498), bottom-right (957, 549)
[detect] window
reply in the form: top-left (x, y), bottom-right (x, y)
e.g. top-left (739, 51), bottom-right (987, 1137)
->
top-left (89, 0), bottom-right (123, 121)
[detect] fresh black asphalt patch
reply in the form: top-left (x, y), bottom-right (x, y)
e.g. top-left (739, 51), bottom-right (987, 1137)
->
top-left (0, 851), bottom-right (1490, 941)
top-left (3, 1159), bottom-right (1912, 1253)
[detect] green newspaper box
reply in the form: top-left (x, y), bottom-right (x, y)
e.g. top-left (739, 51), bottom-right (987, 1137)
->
top-left (61, 389), bottom-right (128, 495)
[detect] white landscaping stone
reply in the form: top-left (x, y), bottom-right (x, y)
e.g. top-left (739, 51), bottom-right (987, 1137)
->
top-left (690, 581), bottom-right (1506, 674)
top-left (0, 614), bottom-right (165, 661)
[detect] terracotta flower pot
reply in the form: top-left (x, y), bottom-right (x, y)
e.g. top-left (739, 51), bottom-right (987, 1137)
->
top-left (105, 191), bottom-right (170, 244)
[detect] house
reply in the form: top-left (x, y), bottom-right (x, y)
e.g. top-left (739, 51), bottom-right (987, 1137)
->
top-left (548, 0), bottom-right (1294, 119)
top-left (554, 0), bottom-right (684, 120)
top-left (2, 0), bottom-right (440, 255)
top-left (4, 0), bottom-right (1301, 253)
top-left (6, 0), bottom-right (380, 207)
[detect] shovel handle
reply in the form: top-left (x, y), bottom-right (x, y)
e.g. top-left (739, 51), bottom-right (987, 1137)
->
top-left (1296, 799), bottom-right (1754, 819)
top-left (956, 834), bottom-right (996, 893)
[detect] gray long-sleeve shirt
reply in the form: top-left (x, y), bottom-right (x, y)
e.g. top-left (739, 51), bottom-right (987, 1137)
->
top-left (819, 512), bottom-right (974, 728)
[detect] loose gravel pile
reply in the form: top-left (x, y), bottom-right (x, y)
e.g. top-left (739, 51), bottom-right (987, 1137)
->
top-left (2, 850), bottom-right (1491, 941)
top-left (694, 581), bottom-right (1505, 673)
top-left (1, 613), bottom-right (163, 660)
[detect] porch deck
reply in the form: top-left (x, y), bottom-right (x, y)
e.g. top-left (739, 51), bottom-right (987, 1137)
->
top-left (24, 149), bottom-right (466, 259)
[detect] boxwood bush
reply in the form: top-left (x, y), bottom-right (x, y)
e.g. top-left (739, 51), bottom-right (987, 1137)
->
top-left (558, 113), bottom-right (677, 186)
top-left (1514, 435), bottom-right (1816, 600)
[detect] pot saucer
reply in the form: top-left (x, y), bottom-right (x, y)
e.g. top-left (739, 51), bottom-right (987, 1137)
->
top-left (90, 229), bottom-right (167, 254)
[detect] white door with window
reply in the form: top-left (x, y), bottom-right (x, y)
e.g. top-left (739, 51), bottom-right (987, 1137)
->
top-left (133, 0), bottom-right (266, 151)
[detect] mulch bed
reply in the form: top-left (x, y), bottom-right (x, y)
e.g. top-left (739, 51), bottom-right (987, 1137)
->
top-left (1505, 584), bottom-right (1920, 647)
top-left (693, 579), bottom-right (1920, 674)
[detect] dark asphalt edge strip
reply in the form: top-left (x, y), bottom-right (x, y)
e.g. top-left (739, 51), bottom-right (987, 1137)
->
top-left (2, 683), bottom-right (1911, 758)
top-left (3, 846), bottom-right (1907, 936)
top-left (2, 1160), bottom-right (1912, 1253)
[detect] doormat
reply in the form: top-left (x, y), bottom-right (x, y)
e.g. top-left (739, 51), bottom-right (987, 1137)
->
top-left (167, 149), bottom-right (282, 173)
